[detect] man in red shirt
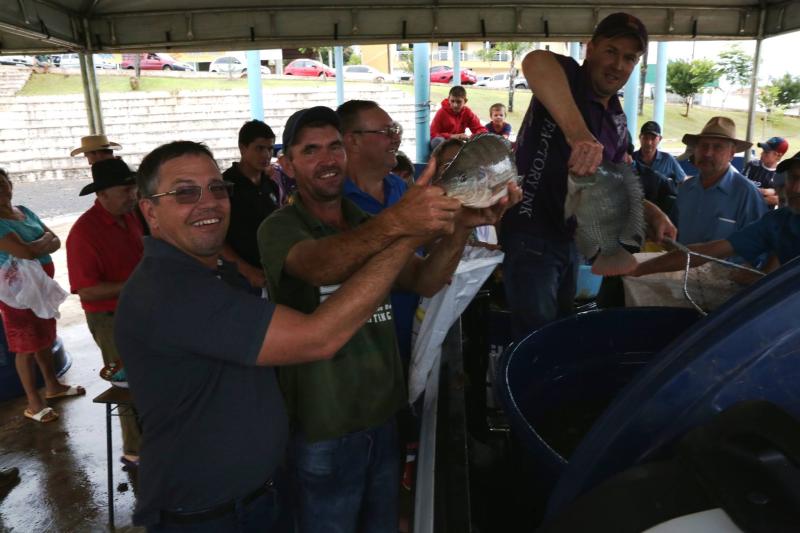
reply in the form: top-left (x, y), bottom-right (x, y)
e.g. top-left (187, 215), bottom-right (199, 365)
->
top-left (66, 158), bottom-right (144, 467)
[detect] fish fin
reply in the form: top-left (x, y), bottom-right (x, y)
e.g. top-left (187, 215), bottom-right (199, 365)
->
top-left (564, 188), bottom-right (580, 220)
top-left (591, 249), bottom-right (637, 276)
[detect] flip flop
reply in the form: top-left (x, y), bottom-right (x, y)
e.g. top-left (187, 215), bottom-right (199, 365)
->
top-left (24, 407), bottom-right (59, 423)
top-left (45, 385), bottom-right (86, 400)
top-left (120, 456), bottom-right (139, 471)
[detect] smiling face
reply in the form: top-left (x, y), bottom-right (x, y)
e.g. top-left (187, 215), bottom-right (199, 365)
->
top-left (350, 107), bottom-right (401, 171)
top-left (284, 125), bottom-right (347, 204)
top-left (140, 153), bottom-right (229, 267)
top-left (585, 35), bottom-right (642, 104)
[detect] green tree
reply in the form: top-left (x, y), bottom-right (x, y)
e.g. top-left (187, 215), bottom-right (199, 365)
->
top-left (667, 58), bottom-right (719, 117)
top-left (769, 73), bottom-right (800, 108)
top-left (717, 45), bottom-right (753, 107)
top-left (477, 42), bottom-right (534, 112)
top-left (718, 45), bottom-right (753, 88)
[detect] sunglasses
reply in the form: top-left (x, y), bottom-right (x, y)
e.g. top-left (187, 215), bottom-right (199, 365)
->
top-left (352, 123), bottom-right (403, 138)
top-left (147, 181), bottom-right (234, 204)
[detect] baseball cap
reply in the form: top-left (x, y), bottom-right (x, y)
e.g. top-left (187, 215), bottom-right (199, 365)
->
top-left (640, 121), bottom-right (661, 136)
top-left (757, 136), bottom-right (789, 156)
top-left (593, 12), bottom-right (648, 52)
top-left (282, 106), bottom-right (340, 149)
top-left (776, 151), bottom-right (800, 174)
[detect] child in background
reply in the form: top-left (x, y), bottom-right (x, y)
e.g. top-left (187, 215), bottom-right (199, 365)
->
top-left (429, 85), bottom-right (487, 150)
top-left (392, 151), bottom-right (415, 187)
top-left (485, 103), bottom-right (512, 138)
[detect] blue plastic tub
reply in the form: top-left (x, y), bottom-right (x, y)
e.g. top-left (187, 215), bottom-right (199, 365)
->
top-left (496, 307), bottom-right (699, 481)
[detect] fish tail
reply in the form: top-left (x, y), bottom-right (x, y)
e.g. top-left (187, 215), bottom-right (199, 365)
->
top-left (591, 249), bottom-right (638, 276)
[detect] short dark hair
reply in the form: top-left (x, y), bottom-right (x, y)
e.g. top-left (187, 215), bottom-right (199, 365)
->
top-left (489, 103), bottom-right (506, 114)
top-left (238, 119), bottom-right (275, 147)
top-left (137, 141), bottom-right (217, 198)
top-left (449, 85), bottom-right (467, 99)
top-left (0, 168), bottom-right (7, 180)
top-left (393, 151), bottom-right (414, 176)
top-left (336, 100), bottom-right (380, 133)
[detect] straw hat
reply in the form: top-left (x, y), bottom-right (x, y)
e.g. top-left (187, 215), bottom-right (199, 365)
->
top-left (70, 134), bottom-right (122, 157)
top-left (681, 117), bottom-right (751, 153)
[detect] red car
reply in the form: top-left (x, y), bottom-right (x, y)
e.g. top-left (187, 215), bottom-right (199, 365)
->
top-left (284, 58), bottom-right (336, 78)
top-left (429, 65), bottom-right (477, 85)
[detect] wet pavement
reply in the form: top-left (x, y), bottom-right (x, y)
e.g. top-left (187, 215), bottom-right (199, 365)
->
top-left (0, 212), bottom-right (144, 532)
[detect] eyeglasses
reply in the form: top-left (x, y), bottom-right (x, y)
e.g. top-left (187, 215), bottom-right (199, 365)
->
top-left (147, 181), bottom-right (234, 204)
top-left (352, 123), bottom-right (403, 138)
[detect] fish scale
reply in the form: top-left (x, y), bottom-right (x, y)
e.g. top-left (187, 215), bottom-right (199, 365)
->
top-left (565, 162), bottom-right (645, 276)
top-left (433, 133), bottom-right (521, 208)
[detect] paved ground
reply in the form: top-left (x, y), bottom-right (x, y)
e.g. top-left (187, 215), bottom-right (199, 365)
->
top-left (0, 182), bottom-right (143, 531)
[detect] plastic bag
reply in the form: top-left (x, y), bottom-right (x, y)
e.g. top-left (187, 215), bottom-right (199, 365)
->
top-left (0, 257), bottom-right (68, 319)
top-left (408, 246), bottom-right (504, 403)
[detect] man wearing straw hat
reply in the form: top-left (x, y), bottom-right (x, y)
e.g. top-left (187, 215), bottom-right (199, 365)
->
top-left (70, 134), bottom-right (122, 165)
top-left (672, 116), bottom-right (767, 245)
top-left (633, 151), bottom-right (800, 278)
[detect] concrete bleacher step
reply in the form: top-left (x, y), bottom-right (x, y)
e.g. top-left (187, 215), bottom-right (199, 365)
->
top-left (1, 86), bottom-right (420, 181)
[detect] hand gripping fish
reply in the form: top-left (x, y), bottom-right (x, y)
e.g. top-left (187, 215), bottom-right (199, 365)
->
top-left (433, 133), bottom-right (521, 208)
top-left (565, 162), bottom-right (645, 276)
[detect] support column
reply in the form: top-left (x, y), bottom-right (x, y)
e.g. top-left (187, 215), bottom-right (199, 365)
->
top-left (653, 42), bottom-right (668, 129)
top-left (81, 18), bottom-right (104, 133)
top-left (452, 42), bottom-right (461, 86)
top-left (623, 58), bottom-right (641, 140)
top-left (78, 53), bottom-right (97, 134)
top-left (569, 42), bottom-right (581, 61)
top-left (246, 50), bottom-right (264, 121)
top-left (334, 46), bottom-right (345, 106)
top-left (414, 43), bottom-right (431, 162)
top-left (745, 8), bottom-right (766, 163)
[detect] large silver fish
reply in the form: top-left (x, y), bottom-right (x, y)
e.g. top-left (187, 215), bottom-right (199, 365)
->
top-left (565, 162), bottom-right (645, 276)
top-left (433, 133), bottom-right (521, 208)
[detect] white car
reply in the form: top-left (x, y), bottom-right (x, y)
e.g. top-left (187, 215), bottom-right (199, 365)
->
top-left (343, 65), bottom-right (393, 83)
top-left (476, 72), bottom-right (529, 89)
top-left (210, 56), bottom-right (270, 76)
top-left (0, 55), bottom-right (35, 67)
top-left (56, 53), bottom-right (117, 69)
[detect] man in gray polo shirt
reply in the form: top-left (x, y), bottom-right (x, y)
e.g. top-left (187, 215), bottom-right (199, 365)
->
top-left (115, 140), bottom-right (445, 531)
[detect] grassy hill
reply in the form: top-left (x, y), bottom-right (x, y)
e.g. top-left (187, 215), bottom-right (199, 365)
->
top-left (19, 72), bottom-right (800, 155)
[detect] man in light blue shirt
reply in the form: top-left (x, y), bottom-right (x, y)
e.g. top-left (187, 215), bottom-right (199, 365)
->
top-left (633, 121), bottom-right (687, 184)
top-left (673, 117), bottom-right (767, 245)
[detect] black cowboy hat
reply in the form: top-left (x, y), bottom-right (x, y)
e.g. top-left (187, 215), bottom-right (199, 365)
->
top-left (79, 158), bottom-right (136, 196)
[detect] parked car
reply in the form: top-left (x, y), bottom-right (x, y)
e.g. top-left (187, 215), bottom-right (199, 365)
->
top-left (120, 53), bottom-right (194, 71)
top-left (56, 53), bottom-right (117, 69)
top-left (209, 56), bottom-right (270, 76)
top-left (476, 72), bottom-right (514, 89)
top-left (284, 58), bottom-right (336, 78)
top-left (0, 55), bottom-right (34, 67)
top-left (392, 70), bottom-right (413, 82)
top-left (342, 65), bottom-right (393, 83)
top-left (513, 76), bottom-right (529, 89)
top-left (429, 65), bottom-right (477, 85)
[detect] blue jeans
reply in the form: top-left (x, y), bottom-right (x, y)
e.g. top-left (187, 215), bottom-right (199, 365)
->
top-left (147, 479), bottom-right (291, 533)
top-left (502, 233), bottom-right (578, 341)
top-left (291, 418), bottom-right (399, 533)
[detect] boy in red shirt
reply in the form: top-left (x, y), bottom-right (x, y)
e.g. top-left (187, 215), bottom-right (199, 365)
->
top-left (430, 85), bottom-right (487, 149)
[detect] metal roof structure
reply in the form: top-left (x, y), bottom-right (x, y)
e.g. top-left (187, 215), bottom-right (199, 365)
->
top-left (1, 1), bottom-right (799, 55)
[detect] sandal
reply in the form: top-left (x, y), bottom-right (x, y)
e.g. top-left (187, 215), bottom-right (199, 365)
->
top-left (45, 385), bottom-right (86, 400)
top-left (24, 407), bottom-right (59, 423)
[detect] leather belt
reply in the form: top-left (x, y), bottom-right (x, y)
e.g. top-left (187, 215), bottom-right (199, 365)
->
top-left (159, 478), bottom-right (274, 525)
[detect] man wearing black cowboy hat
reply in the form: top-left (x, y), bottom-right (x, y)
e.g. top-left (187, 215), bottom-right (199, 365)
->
top-left (66, 158), bottom-right (144, 467)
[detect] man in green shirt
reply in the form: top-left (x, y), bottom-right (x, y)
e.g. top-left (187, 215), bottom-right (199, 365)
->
top-left (258, 106), bottom-right (519, 532)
